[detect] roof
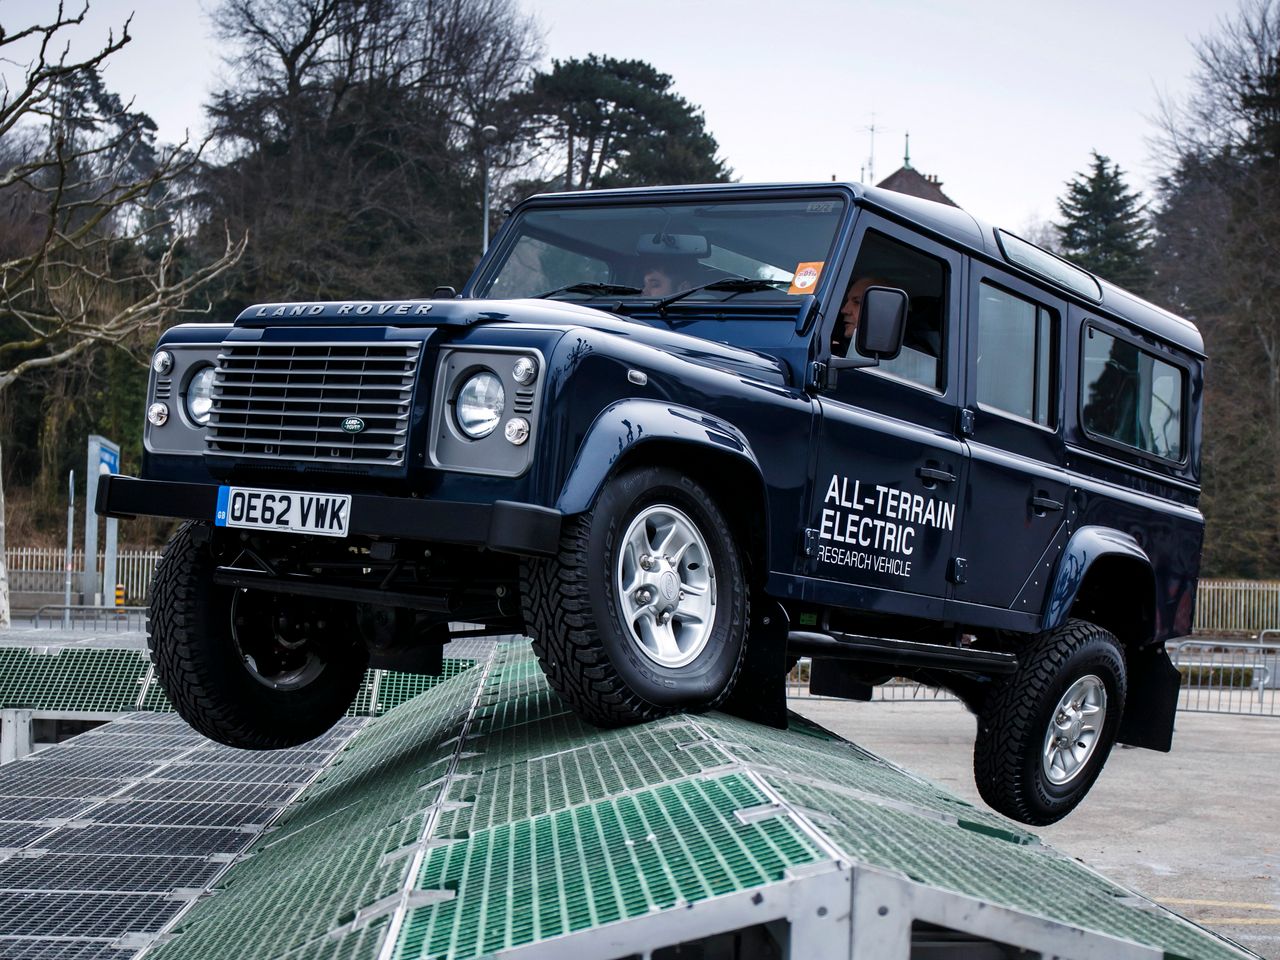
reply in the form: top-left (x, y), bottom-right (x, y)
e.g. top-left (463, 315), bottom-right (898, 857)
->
top-left (514, 182), bottom-right (1204, 356)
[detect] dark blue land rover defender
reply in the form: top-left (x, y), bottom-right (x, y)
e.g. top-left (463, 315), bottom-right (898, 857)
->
top-left (100, 183), bottom-right (1203, 824)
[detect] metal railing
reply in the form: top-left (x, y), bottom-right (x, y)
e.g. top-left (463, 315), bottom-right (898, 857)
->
top-left (6, 552), bottom-right (1280, 632)
top-left (1194, 580), bottom-right (1280, 634)
top-left (31, 605), bottom-right (149, 632)
top-left (5, 547), bottom-right (162, 603)
top-left (1168, 639), bottom-right (1278, 716)
top-left (788, 641), bottom-right (1280, 717)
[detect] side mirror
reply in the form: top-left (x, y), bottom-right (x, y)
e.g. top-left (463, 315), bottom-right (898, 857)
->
top-left (855, 286), bottom-right (908, 359)
top-left (824, 286), bottom-right (909, 389)
top-left (432, 286), bottom-right (458, 299)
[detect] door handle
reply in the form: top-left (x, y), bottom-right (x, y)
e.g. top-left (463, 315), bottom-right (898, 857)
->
top-left (916, 465), bottom-right (956, 484)
top-left (1031, 494), bottom-right (1064, 513)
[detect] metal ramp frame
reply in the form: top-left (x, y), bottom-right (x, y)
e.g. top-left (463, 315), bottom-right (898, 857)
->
top-left (122, 641), bottom-right (1255, 960)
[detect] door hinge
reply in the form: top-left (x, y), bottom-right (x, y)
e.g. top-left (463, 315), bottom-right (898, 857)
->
top-left (804, 528), bottom-right (819, 556)
top-left (949, 557), bottom-right (968, 584)
top-left (958, 407), bottom-right (975, 437)
top-left (809, 361), bottom-right (827, 390)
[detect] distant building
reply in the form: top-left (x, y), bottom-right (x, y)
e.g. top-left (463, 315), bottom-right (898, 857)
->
top-left (874, 134), bottom-right (958, 207)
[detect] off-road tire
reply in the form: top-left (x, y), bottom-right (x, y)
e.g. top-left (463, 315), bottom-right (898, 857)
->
top-left (520, 465), bottom-right (748, 726)
top-left (148, 521), bottom-right (367, 749)
top-left (973, 619), bottom-right (1126, 825)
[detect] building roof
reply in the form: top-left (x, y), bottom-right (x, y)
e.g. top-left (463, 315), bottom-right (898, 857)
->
top-left (876, 164), bottom-right (958, 207)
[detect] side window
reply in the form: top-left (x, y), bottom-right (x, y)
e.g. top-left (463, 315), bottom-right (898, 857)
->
top-left (976, 282), bottom-right (1056, 427)
top-left (837, 231), bottom-right (948, 390)
top-left (1081, 326), bottom-right (1185, 460)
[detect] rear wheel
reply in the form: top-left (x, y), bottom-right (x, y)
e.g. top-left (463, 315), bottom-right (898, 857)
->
top-left (521, 465), bottom-right (748, 726)
top-left (973, 619), bottom-right (1126, 825)
top-left (148, 522), bottom-right (368, 749)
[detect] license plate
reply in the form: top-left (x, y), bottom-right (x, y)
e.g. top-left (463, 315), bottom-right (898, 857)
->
top-left (215, 486), bottom-right (351, 538)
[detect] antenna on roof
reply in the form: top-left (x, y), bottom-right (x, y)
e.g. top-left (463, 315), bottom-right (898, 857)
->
top-left (904, 131), bottom-right (911, 169)
top-left (865, 115), bottom-right (878, 184)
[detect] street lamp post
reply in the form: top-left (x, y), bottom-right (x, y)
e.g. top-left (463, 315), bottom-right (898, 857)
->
top-left (480, 124), bottom-right (499, 255)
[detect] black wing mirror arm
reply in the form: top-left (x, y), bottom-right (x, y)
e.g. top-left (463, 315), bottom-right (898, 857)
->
top-left (822, 353), bottom-right (880, 389)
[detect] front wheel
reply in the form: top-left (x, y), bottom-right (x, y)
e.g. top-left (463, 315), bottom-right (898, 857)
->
top-left (973, 619), bottom-right (1127, 825)
top-left (521, 465), bottom-right (748, 726)
top-left (148, 522), bottom-right (368, 749)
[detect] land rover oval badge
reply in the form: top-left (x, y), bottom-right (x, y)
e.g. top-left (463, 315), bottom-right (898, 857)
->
top-left (341, 417), bottom-right (366, 434)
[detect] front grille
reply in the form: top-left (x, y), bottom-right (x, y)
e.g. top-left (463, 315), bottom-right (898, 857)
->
top-left (206, 342), bottom-right (420, 466)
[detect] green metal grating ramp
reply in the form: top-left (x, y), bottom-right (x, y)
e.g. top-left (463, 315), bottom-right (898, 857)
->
top-left (135, 642), bottom-right (1258, 960)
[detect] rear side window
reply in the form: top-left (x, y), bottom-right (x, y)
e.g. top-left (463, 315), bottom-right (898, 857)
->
top-left (976, 282), bottom-right (1055, 426)
top-left (1081, 326), bottom-right (1184, 460)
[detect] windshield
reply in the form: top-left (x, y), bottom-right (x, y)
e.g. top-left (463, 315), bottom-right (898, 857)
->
top-left (476, 196), bottom-right (847, 304)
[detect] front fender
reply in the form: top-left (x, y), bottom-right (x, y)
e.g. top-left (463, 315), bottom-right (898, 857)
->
top-left (555, 399), bottom-right (763, 515)
top-left (1042, 525), bottom-right (1154, 632)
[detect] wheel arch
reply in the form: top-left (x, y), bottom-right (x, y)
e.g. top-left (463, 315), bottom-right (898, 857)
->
top-left (555, 400), bottom-right (770, 585)
top-left (1043, 526), bottom-right (1156, 644)
top-left (1042, 525), bottom-right (1177, 752)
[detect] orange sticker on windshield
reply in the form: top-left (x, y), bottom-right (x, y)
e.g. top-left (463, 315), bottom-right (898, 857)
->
top-left (788, 261), bottom-right (824, 294)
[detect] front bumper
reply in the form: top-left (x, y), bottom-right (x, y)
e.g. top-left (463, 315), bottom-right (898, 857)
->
top-left (97, 475), bottom-right (562, 558)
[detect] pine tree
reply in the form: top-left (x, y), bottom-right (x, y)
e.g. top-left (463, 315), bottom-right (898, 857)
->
top-left (516, 55), bottom-right (731, 191)
top-left (1056, 151), bottom-right (1152, 292)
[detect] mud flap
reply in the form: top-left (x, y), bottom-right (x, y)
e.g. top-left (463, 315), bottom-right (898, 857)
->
top-left (809, 659), bottom-right (875, 701)
top-left (721, 598), bottom-right (790, 729)
top-left (1118, 643), bottom-right (1181, 751)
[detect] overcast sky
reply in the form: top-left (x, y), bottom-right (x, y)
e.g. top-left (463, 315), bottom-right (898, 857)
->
top-left (2, 0), bottom-right (1244, 230)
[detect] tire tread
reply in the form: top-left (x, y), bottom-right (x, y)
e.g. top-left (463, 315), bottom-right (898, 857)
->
top-left (148, 522), bottom-right (360, 749)
top-left (973, 618), bottom-right (1126, 825)
top-left (520, 470), bottom-right (747, 727)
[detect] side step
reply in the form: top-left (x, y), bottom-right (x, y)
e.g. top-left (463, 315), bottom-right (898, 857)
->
top-left (787, 630), bottom-right (1018, 676)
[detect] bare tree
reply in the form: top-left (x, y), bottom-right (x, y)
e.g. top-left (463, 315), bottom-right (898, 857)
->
top-left (0, 3), bottom-right (246, 625)
top-left (204, 0), bottom-right (540, 302)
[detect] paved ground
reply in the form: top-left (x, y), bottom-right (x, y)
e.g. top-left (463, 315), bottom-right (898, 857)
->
top-left (791, 696), bottom-right (1280, 959)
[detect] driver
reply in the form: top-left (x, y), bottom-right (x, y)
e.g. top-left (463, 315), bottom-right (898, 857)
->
top-left (641, 260), bottom-right (694, 298)
top-left (834, 275), bottom-right (890, 354)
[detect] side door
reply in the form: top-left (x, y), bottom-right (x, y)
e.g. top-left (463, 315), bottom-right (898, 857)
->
top-left (952, 264), bottom-right (1071, 622)
top-left (804, 217), bottom-right (966, 621)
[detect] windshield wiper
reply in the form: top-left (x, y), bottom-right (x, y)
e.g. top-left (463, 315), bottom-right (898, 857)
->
top-left (535, 282), bottom-right (642, 299)
top-left (655, 276), bottom-right (786, 311)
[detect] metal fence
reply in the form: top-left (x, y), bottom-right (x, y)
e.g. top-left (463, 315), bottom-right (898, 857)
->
top-left (786, 640), bottom-right (1280, 717)
top-left (5, 547), bottom-right (163, 604)
top-left (31, 605), bottom-right (150, 632)
top-left (1168, 639), bottom-right (1278, 716)
top-left (2, 551), bottom-right (1280, 717)
top-left (4, 559), bottom-right (1276, 633)
top-left (1193, 579), bottom-right (1280, 634)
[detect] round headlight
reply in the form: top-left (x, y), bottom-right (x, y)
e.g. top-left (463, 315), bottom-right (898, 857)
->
top-left (185, 366), bottom-right (216, 425)
top-left (152, 350), bottom-right (173, 375)
top-left (455, 371), bottom-right (505, 438)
